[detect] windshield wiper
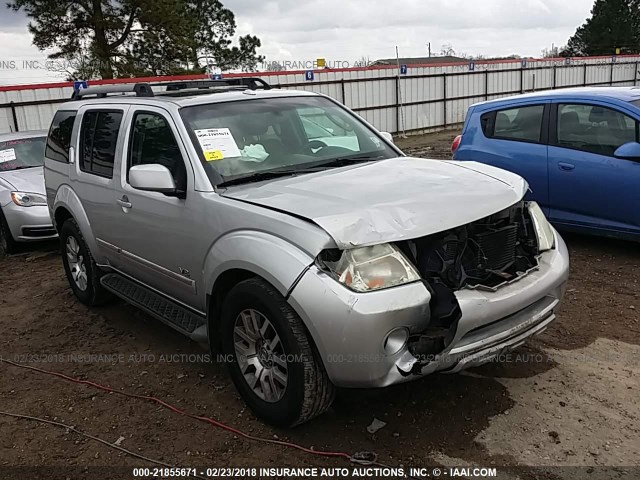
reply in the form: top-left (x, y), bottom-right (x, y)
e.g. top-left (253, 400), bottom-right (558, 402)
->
top-left (216, 155), bottom-right (385, 188)
top-left (301, 154), bottom-right (384, 171)
top-left (217, 168), bottom-right (302, 187)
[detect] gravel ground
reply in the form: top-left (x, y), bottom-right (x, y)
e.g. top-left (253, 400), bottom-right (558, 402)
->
top-left (0, 131), bottom-right (638, 479)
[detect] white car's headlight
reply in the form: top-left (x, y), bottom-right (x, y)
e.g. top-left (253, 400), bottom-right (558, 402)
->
top-left (318, 243), bottom-right (421, 292)
top-left (10, 191), bottom-right (47, 207)
top-left (528, 201), bottom-right (555, 251)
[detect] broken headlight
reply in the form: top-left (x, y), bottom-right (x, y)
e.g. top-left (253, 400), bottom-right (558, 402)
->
top-left (317, 243), bottom-right (421, 293)
top-left (528, 201), bottom-right (555, 251)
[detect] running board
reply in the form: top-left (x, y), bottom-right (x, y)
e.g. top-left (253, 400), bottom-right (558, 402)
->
top-left (100, 273), bottom-right (207, 343)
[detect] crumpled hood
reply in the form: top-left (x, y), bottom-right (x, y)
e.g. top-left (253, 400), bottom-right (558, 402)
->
top-left (0, 167), bottom-right (45, 194)
top-left (222, 157), bottom-right (528, 249)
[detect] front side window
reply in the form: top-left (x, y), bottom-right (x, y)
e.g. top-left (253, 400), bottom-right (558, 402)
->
top-left (80, 110), bottom-right (123, 178)
top-left (46, 111), bottom-right (76, 163)
top-left (180, 96), bottom-right (397, 185)
top-left (0, 136), bottom-right (46, 172)
top-left (557, 104), bottom-right (637, 156)
top-left (128, 112), bottom-right (187, 191)
top-left (488, 105), bottom-right (545, 143)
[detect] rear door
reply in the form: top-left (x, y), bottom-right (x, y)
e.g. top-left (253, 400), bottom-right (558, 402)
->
top-left (71, 106), bottom-right (128, 264)
top-left (547, 101), bottom-right (640, 235)
top-left (456, 102), bottom-right (551, 213)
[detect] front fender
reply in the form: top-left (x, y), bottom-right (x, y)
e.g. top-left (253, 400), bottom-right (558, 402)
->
top-left (53, 184), bottom-right (99, 256)
top-left (203, 230), bottom-right (314, 297)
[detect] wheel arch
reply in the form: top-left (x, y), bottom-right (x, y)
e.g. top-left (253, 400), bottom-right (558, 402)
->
top-left (52, 186), bottom-right (99, 256)
top-left (204, 231), bottom-right (316, 352)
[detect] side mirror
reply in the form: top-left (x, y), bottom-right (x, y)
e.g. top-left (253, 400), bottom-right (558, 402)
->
top-left (613, 142), bottom-right (640, 161)
top-left (380, 132), bottom-right (394, 144)
top-left (129, 164), bottom-right (176, 193)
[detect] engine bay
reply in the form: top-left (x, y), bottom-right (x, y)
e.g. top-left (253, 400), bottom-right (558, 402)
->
top-left (397, 201), bottom-right (541, 362)
top-left (398, 200), bottom-right (540, 292)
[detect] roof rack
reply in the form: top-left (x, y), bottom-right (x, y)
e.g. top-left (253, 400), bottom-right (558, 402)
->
top-left (69, 77), bottom-right (271, 101)
top-left (70, 83), bottom-right (153, 100)
top-left (158, 77), bottom-right (271, 92)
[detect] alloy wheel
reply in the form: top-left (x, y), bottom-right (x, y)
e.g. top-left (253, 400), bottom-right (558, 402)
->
top-left (233, 308), bottom-right (288, 402)
top-left (66, 236), bottom-right (88, 291)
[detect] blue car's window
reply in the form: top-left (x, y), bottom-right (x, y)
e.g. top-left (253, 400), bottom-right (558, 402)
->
top-left (557, 104), bottom-right (637, 157)
top-left (484, 105), bottom-right (544, 143)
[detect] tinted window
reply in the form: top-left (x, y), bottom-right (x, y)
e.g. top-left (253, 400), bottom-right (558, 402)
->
top-left (129, 112), bottom-right (187, 191)
top-left (0, 137), bottom-right (46, 172)
top-left (490, 105), bottom-right (545, 142)
top-left (79, 110), bottom-right (123, 178)
top-left (46, 111), bottom-right (76, 163)
top-left (557, 104), bottom-right (637, 156)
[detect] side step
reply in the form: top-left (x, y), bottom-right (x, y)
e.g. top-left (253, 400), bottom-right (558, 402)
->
top-left (100, 273), bottom-right (207, 342)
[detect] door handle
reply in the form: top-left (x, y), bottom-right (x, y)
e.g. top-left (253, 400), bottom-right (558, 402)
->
top-left (558, 162), bottom-right (575, 171)
top-left (117, 196), bottom-right (132, 209)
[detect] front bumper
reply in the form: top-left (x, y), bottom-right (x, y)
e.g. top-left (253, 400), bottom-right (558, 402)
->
top-left (2, 202), bottom-right (57, 242)
top-left (288, 229), bottom-right (569, 388)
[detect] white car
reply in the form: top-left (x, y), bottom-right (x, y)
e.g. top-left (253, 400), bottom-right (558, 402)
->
top-left (0, 130), bottom-right (57, 255)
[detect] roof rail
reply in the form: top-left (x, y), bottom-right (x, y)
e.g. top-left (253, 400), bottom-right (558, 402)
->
top-left (68, 77), bottom-right (271, 101)
top-left (157, 77), bottom-right (271, 92)
top-left (71, 83), bottom-right (154, 100)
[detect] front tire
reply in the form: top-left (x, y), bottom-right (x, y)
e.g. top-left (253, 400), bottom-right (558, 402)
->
top-left (221, 278), bottom-right (335, 427)
top-left (60, 218), bottom-right (111, 306)
top-left (0, 210), bottom-right (17, 255)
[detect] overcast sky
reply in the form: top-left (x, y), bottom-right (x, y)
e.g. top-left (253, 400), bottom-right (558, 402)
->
top-left (0, 0), bottom-right (595, 85)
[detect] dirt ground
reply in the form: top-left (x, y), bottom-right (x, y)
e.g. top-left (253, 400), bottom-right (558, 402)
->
top-left (1, 131), bottom-right (639, 479)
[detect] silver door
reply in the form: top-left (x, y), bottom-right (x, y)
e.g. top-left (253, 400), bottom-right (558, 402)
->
top-left (106, 105), bottom-right (205, 311)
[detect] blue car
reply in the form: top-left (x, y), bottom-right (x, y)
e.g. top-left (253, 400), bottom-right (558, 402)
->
top-left (452, 87), bottom-right (640, 241)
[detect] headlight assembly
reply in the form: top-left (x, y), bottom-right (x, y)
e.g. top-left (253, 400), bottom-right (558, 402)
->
top-left (528, 201), bottom-right (555, 252)
top-left (317, 243), bottom-right (421, 293)
top-left (10, 191), bottom-right (48, 207)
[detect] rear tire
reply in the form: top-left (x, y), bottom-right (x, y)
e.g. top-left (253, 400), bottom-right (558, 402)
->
top-left (60, 218), bottom-right (111, 306)
top-left (221, 277), bottom-right (335, 427)
top-left (0, 209), bottom-right (17, 256)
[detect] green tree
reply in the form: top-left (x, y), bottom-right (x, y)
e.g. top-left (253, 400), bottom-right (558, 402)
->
top-left (562, 0), bottom-right (640, 56)
top-left (7, 0), bottom-right (263, 79)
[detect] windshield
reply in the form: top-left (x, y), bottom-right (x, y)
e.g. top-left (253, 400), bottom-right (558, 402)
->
top-left (0, 137), bottom-right (46, 172)
top-left (180, 96), bottom-right (398, 185)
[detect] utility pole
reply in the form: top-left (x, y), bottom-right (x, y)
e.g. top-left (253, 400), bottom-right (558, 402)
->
top-left (428, 42), bottom-right (431, 58)
top-left (396, 46), bottom-right (407, 138)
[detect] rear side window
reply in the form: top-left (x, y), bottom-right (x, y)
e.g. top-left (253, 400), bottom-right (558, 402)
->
top-left (46, 111), bottom-right (76, 163)
top-left (482, 105), bottom-right (545, 143)
top-left (79, 110), bottom-right (123, 178)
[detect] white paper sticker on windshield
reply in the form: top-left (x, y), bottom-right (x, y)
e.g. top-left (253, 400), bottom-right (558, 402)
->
top-left (194, 128), bottom-right (241, 161)
top-left (0, 148), bottom-right (16, 163)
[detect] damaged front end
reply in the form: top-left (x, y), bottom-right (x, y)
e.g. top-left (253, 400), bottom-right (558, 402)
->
top-left (396, 200), bottom-right (543, 364)
top-left (315, 200), bottom-right (548, 377)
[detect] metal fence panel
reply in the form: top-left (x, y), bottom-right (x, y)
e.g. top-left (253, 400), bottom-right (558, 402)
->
top-left (1, 55), bottom-right (639, 135)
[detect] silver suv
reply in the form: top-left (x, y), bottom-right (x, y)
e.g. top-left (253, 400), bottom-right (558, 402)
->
top-left (44, 79), bottom-right (569, 426)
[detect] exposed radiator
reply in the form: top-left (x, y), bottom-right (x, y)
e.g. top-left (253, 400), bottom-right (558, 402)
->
top-left (472, 224), bottom-right (519, 271)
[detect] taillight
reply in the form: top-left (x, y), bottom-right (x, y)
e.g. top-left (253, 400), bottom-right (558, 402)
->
top-left (451, 135), bottom-right (462, 155)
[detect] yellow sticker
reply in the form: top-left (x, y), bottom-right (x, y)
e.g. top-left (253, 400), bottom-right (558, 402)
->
top-left (204, 150), bottom-right (224, 161)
